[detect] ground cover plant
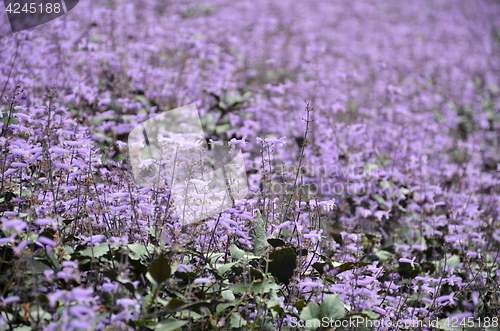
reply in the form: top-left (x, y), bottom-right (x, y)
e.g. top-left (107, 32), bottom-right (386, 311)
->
top-left (1, 0), bottom-right (500, 330)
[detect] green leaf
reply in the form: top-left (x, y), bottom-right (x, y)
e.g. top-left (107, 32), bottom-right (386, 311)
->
top-left (265, 247), bottom-right (297, 284)
top-left (192, 33), bottom-right (204, 40)
top-left (146, 227), bottom-right (160, 239)
top-left (230, 244), bottom-right (245, 261)
top-left (250, 268), bottom-right (264, 280)
top-left (155, 318), bottom-right (188, 331)
top-left (294, 299), bottom-right (306, 310)
top-left (268, 304), bottom-right (284, 314)
top-left (178, 309), bottom-right (202, 320)
top-left (305, 319), bottom-right (321, 331)
top-left (128, 243), bottom-right (148, 260)
top-left (398, 261), bottom-right (422, 279)
top-left (221, 289), bottom-right (235, 301)
top-left (167, 299), bottom-right (224, 314)
top-left (215, 123), bottom-right (232, 134)
top-left (230, 313), bottom-right (247, 328)
top-left (249, 213), bottom-right (269, 256)
top-left (400, 187), bottom-right (411, 195)
top-left (174, 271), bottom-right (198, 285)
top-left (267, 238), bottom-right (286, 248)
top-left (445, 255), bottom-right (460, 267)
top-left (375, 250), bottom-right (391, 261)
top-left (337, 261), bottom-right (370, 273)
top-left (166, 298), bottom-right (185, 310)
top-left (116, 278), bottom-right (136, 295)
top-left (360, 311), bottom-right (380, 319)
top-left (207, 252), bottom-right (225, 263)
top-left (80, 242), bottom-right (109, 258)
top-left (262, 321), bottom-right (275, 331)
top-left (312, 262), bottom-right (327, 275)
top-left (230, 279), bottom-right (280, 294)
top-left (149, 254), bottom-right (171, 284)
top-left (300, 301), bottom-right (320, 321)
top-left (340, 315), bottom-right (378, 331)
top-left (218, 101), bottom-right (227, 110)
top-left (217, 262), bottom-right (237, 275)
top-left (216, 303), bottom-right (235, 313)
top-left (134, 95), bottom-right (150, 108)
top-left (372, 194), bottom-right (385, 204)
top-left (265, 290), bottom-right (283, 312)
top-left (320, 294), bottom-right (345, 320)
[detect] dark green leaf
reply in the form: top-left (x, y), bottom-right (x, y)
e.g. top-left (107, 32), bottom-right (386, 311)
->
top-left (250, 268), bottom-right (264, 280)
top-left (294, 299), bottom-right (306, 310)
top-left (269, 304), bottom-right (284, 313)
top-left (267, 238), bottom-right (286, 248)
top-left (39, 228), bottom-right (56, 240)
top-left (265, 247), bottom-right (297, 285)
top-left (312, 262), bottom-right (329, 275)
top-left (175, 271), bottom-right (199, 285)
top-left (149, 254), bottom-right (171, 284)
top-left (398, 262), bottom-right (421, 279)
top-left (336, 261), bottom-right (370, 273)
top-left (166, 298), bottom-right (185, 310)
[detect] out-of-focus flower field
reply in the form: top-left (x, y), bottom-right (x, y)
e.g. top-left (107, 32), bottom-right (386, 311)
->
top-left (1, 0), bottom-right (500, 330)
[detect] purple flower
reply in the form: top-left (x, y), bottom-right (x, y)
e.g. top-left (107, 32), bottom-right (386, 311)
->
top-left (2, 219), bottom-right (27, 232)
top-left (38, 236), bottom-right (56, 247)
top-left (399, 257), bottom-right (416, 268)
top-left (299, 278), bottom-right (323, 289)
top-left (69, 319), bottom-right (92, 330)
top-left (49, 147), bottom-right (69, 155)
top-left (47, 291), bottom-right (65, 308)
top-left (69, 305), bottom-right (93, 319)
top-left (71, 286), bottom-right (97, 305)
top-left (194, 277), bottom-right (212, 284)
top-left (11, 162), bottom-right (28, 168)
top-left (435, 293), bottom-right (455, 305)
top-left (64, 141), bottom-right (84, 147)
top-left (372, 306), bottom-right (386, 315)
top-left (55, 162), bottom-right (71, 170)
top-left (1, 296), bottom-right (20, 304)
top-left (3, 168), bottom-right (17, 176)
top-left (275, 221), bottom-right (291, 233)
top-left (111, 192), bottom-right (129, 198)
top-left (0, 234), bottom-right (16, 245)
top-left (471, 291), bottom-right (479, 305)
top-left (10, 148), bottom-right (27, 155)
top-left (13, 240), bottom-right (28, 256)
top-left (83, 234), bottom-right (105, 245)
top-left (101, 282), bottom-right (119, 292)
top-left (14, 113), bottom-right (30, 122)
top-left (35, 218), bottom-right (55, 226)
top-left (110, 205), bottom-right (129, 212)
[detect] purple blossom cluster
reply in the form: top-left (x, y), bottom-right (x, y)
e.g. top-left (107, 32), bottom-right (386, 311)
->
top-left (1, 0), bottom-right (500, 330)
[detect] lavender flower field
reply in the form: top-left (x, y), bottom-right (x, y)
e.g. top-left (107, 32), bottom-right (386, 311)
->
top-left (1, 0), bottom-right (500, 330)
